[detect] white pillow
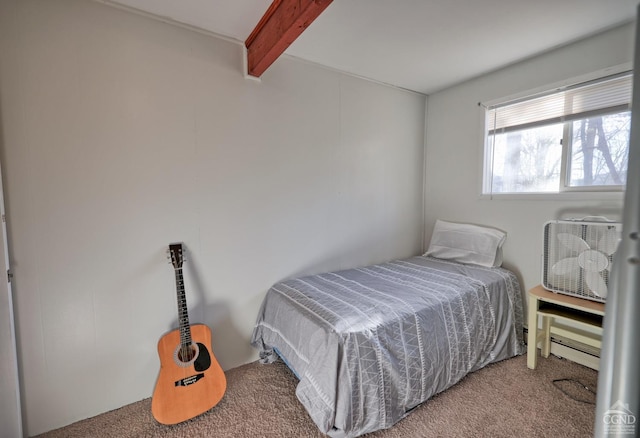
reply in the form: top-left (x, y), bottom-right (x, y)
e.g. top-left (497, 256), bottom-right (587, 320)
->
top-left (425, 220), bottom-right (506, 267)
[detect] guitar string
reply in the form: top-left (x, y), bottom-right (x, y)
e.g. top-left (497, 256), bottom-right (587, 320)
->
top-left (173, 245), bottom-right (196, 385)
top-left (173, 246), bottom-right (188, 383)
top-left (177, 264), bottom-right (188, 376)
top-left (182, 270), bottom-right (189, 380)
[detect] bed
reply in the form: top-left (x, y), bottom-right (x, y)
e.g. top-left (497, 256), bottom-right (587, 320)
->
top-left (251, 223), bottom-right (524, 437)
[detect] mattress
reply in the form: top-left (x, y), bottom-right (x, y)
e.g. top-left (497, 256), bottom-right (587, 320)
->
top-left (251, 256), bottom-right (524, 437)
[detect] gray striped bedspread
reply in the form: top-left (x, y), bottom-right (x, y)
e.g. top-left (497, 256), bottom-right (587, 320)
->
top-left (251, 256), bottom-right (524, 437)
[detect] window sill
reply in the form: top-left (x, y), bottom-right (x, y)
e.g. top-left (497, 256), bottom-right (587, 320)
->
top-left (479, 191), bottom-right (625, 202)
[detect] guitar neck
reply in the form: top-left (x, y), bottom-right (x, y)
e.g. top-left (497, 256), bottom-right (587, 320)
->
top-left (174, 267), bottom-right (192, 347)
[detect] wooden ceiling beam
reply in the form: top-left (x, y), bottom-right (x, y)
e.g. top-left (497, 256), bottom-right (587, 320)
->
top-left (245, 0), bottom-right (333, 78)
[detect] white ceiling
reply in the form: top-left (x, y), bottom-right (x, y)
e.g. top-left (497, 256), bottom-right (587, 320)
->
top-left (104, 0), bottom-right (638, 94)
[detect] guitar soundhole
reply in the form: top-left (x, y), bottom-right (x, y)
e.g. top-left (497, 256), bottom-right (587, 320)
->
top-left (178, 346), bottom-right (195, 362)
top-left (173, 343), bottom-right (199, 367)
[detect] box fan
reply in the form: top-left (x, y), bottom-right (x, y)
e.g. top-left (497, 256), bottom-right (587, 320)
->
top-left (542, 218), bottom-right (622, 303)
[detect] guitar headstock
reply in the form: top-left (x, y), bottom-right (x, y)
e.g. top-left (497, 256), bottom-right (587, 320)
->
top-left (168, 243), bottom-right (185, 270)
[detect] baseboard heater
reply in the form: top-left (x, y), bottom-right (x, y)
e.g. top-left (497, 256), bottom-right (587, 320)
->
top-left (523, 327), bottom-right (600, 370)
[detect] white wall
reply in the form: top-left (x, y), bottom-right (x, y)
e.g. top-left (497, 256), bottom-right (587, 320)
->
top-left (424, 23), bottom-right (634, 297)
top-left (0, 0), bottom-right (426, 435)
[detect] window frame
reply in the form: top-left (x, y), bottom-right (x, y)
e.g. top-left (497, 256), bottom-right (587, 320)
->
top-left (562, 110), bottom-right (631, 193)
top-left (480, 64), bottom-right (632, 199)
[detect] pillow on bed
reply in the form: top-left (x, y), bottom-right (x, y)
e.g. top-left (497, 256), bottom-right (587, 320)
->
top-left (425, 220), bottom-right (506, 267)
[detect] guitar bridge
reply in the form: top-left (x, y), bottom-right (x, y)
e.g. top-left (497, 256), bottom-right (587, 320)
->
top-left (174, 373), bottom-right (204, 387)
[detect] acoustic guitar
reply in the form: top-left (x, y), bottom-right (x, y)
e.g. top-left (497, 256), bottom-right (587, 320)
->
top-left (151, 243), bottom-right (226, 424)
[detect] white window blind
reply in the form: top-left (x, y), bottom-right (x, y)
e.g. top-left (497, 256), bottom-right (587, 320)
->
top-left (487, 72), bottom-right (632, 135)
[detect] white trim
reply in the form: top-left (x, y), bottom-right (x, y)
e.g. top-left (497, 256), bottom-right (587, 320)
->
top-left (421, 96), bottom-right (429, 253)
top-left (284, 54), bottom-right (426, 97)
top-left (478, 104), bottom-right (494, 196)
top-left (0, 162), bottom-right (22, 437)
top-left (478, 191), bottom-right (624, 202)
top-left (242, 45), bottom-right (262, 83)
top-left (93, 0), bottom-right (425, 96)
top-left (92, 0), bottom-right (241, 44)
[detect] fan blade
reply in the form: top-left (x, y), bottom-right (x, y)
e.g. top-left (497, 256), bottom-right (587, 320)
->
top-left (597, 229), bottom-right (620, 256)
top-left (557, 233), bottom-right (590, 253)
top-left (577, 249), bottom-right (609, 272)
top-left (585, 270), bottom-right (608, 298)
top-left (551, 257), bottom-right (580, 276)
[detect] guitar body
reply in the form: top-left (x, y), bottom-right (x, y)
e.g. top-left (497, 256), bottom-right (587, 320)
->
top-left (152, 323), bottom-right (226, 424)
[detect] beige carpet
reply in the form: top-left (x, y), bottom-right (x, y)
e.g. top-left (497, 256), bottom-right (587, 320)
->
top-left (37, 354), bottom-right (597, 437)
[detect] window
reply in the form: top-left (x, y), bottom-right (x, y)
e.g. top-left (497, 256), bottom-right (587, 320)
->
top-left (483, 72), bottom-right (632, 195)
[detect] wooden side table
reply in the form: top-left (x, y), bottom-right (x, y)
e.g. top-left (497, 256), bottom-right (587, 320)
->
top-left (527, 285), bottom-right (605, 369)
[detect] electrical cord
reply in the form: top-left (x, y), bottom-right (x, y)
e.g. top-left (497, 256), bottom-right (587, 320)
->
top-left (552, 378), bottom-right (596, 404)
